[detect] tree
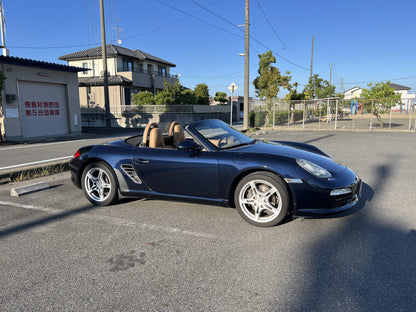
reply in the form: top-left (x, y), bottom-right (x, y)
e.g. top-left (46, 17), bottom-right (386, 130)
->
top-left (214, 91), bottom-right (228, 104)
top-left (177, 89), bottom-right (196, 104)
top-left (133, 91), bottom-right (155, 106)
top-left (361, 81), bottom-right (401, 128)
top-left (284, 82), bottom-right (305, 101)
top-left (194, 83), bottom-right (210, 105)
top-left (252, 50), bottom-right (291, 125)
top-left (303, 74), bottom-right (335, 99)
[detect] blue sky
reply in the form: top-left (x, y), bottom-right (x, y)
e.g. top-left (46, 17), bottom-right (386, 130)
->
top-left (3, 0), bottom-right (416, 97)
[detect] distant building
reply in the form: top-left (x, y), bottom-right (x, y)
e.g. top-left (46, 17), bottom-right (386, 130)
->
top-left (59, 44), bottom-right (178, 113)
top-left (344, 86), bottom-right (363, 100)
top-left (389, 83), bottom-right (415, 111)
top-left (344, 83), bottom-right (415, 111)
top-left (0, 55), bottom-right (82, 140)
top-left (210, 95), bottom-right (249, 121)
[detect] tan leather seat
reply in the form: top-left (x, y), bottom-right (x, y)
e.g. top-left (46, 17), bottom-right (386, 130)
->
top-left (172, 124), bottom-right (185, 147)
top-left (142, 122), bottom-right (159, 147)
top-left (149, 127), bottom-right (165, 148)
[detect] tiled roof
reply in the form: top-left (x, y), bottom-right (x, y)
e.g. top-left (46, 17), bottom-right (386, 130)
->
top-left (59, 44), bottom-right (176, 67)
top-left (389, 83), bottom-right (411, 91)
top-left (0, 55), bottom-right (83, 72)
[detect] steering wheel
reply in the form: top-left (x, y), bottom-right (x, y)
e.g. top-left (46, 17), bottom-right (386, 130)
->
top-left (218, 136), bottom-right (229, 148)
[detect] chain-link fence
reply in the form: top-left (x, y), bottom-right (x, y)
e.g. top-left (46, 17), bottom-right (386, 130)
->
top-left (249, 99), bottom-right (416, 131)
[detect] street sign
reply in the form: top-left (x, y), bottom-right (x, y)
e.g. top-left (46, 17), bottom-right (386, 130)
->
top-left (228, 82), bottom-right (238, 94)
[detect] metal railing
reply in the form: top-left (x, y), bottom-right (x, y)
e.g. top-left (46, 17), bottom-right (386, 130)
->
top-left (117, 67), bottom-right (178, 79)
top-left (249, 99), bottom-right (416, 131)
top-left (81, 104), bottom-right (231, 115)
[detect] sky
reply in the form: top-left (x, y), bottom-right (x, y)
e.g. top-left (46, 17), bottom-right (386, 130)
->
top-left (3, 0), bottom-right (416, 98)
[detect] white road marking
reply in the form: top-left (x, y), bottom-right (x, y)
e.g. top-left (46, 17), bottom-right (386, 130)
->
top-left (0, 201), bottom-right (216, 240)
top-left (0, 139), bottom-right (91, 151)
top-left (0, 201), bottom-right (56, 213)
top-left (0, 156), bottom-right (72, 171)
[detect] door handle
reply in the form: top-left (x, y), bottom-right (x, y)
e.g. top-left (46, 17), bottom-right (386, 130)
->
top-left (134, 158), bottom-right (149, 164)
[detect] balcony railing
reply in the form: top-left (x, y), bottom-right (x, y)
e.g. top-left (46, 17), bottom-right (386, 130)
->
top-left (117, 67), bottom-right (178, 79)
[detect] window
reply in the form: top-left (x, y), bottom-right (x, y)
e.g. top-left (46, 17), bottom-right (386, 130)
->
top-left (82, 62), bottom-right (88, 74)
top-left (158, 66), bottom-right (166, 77)
top-left (123, 59), bottom-right (133, 71)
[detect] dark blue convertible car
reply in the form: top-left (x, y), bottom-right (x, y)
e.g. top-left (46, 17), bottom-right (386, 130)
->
top-left (70, 119), bottom-right (361, 227)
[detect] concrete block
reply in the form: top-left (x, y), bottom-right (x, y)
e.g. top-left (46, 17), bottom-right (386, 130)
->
top-left (11, 182), bottom-right (50, 197)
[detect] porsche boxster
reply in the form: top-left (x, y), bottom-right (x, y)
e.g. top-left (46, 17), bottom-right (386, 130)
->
top-left (70, 119), bottom-right (361, 227)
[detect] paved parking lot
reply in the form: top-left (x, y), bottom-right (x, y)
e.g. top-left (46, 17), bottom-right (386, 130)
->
top-left (0, 130), bottom-right (415, 311)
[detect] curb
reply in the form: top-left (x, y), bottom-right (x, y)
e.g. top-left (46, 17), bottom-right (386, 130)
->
top-left (0, 160), bottom-right (70, 184)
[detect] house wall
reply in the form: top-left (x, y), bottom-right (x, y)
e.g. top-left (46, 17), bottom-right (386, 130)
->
top-left (0, 63), bottom-right (81, 140)
top-left (79, 85), bottom-right (124, 113)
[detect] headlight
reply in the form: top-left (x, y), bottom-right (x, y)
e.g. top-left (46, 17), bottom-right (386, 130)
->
top-left (296, 159), bottom-right (332, 179)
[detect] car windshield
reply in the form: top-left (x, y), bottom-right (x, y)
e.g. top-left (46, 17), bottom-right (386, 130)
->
top-left (192, 119), bottom-right (253, 150)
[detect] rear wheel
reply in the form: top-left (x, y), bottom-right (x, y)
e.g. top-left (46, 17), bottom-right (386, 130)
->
top-left (81, 162), bottom-right (118, 206)
top-left (234, 172), bottom-right (289, 227)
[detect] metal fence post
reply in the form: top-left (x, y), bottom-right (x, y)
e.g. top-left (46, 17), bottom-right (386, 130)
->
top-left (370, 99), bottom-right (374, 130)
top-left (389, 99), bottom-right (393, 129)
top-left (273, 100), bottom-right (275, 128)
top-left (287, 101), bottom-right (290, 127)
top-left (335, 99), bottom-right (338, 129)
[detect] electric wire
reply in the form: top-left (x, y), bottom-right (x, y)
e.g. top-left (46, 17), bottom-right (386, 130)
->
top-left (254, 0), bottom-right (286, 49)
top-left (8, 1), bottom-right (88, 43)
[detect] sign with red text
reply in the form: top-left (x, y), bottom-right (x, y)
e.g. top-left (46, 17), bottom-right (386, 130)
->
top-left (19, 81), bottom-right (68, 138)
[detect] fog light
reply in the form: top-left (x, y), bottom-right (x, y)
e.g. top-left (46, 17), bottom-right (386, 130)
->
top-left (330, 188), bottom-right (352, 196)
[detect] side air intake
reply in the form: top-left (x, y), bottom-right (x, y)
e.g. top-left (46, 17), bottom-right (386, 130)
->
top-left (120, 164), bottom-right (142, 184)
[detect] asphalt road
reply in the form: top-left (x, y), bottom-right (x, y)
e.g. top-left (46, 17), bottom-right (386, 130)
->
top-left (0, 128), bottom-right (141, 173)
top-left (0, 130), bottom-right (415, 311)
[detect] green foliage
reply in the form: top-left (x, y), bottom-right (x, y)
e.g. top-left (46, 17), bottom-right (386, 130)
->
top-left (194, 83), bottom-right (210, 105)
top-left (177, 89), bottom-right (196, 104)
top-left (253, 50), bottom-right (291, 104)
top-left (303, 74), bottom-right (336, 99)
top-left (361, 81), bottom-right (400, 107)
top-left (214, 91), bottom-right (228, 104)
top-left (360, 81), bottom-right (401, 127)
top-left (133, 91), bottom-right (155, 106)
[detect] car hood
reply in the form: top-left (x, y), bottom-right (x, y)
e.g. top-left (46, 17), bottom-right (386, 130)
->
top-left (234, 140), bottom-right (347, 174)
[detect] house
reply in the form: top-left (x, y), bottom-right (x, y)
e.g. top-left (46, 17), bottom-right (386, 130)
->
top-left (59, 44), bottom-right (178, 113)
top-left (389, 83), bottom-right (415, 111)
top-left (344, 83), bottom-right (415, 110)
top-left (344, 86), bottom-right (363, 100)
top-left (0, 55), bottom-right (83, 140)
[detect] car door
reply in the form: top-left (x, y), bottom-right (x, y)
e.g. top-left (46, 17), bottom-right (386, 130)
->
top-left (132, 147), bottom-right (219, 199)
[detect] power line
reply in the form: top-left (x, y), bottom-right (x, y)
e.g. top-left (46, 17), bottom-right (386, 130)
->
top-left (254, 0), bottom-right (286, 49)
top-left (189, 0), bottom-right (308, 71)
top-left (156, 0), bottom-right (244, 40)
top-left (8, 1), bottom-right (88, 43)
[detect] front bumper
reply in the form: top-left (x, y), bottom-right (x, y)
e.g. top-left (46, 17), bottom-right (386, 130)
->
top-left (286, 169), bottom-right (362, 216)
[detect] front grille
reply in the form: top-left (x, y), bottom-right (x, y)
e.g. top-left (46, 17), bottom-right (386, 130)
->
top-left (120, 164), bottom-right (142, 184)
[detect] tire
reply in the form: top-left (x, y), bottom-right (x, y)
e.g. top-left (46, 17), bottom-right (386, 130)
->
top-left (81, 162), bottom-right (118, 206)
top-left (234, 172), bottom-right (289, 227)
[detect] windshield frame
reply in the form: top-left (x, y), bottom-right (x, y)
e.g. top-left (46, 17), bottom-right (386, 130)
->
top-left (186, 119), bottom-right (253, 151)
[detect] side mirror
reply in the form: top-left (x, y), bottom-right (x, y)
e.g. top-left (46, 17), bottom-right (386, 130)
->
top-left (177, 140), bottom-right (203, 151)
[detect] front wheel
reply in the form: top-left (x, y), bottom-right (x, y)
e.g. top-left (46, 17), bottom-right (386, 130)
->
top-left (234, 172), bottom-right (289, 227)
top-left (81, 162), bottom-right (118, 206)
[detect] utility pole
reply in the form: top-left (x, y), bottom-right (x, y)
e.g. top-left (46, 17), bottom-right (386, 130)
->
top-left (310, 36), bottom-right (314, 79)
top-left (243, 0), bottom-right (250, 130)
top-left (0, 0), bottom-right (8, 56)
top-left (329, 63), bottom-right (333, 85)
top-left (100, 0), bottom-right (111, 128)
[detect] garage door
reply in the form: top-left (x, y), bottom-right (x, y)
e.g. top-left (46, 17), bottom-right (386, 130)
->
top-left (19, 81), bottom-right (69, 138)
